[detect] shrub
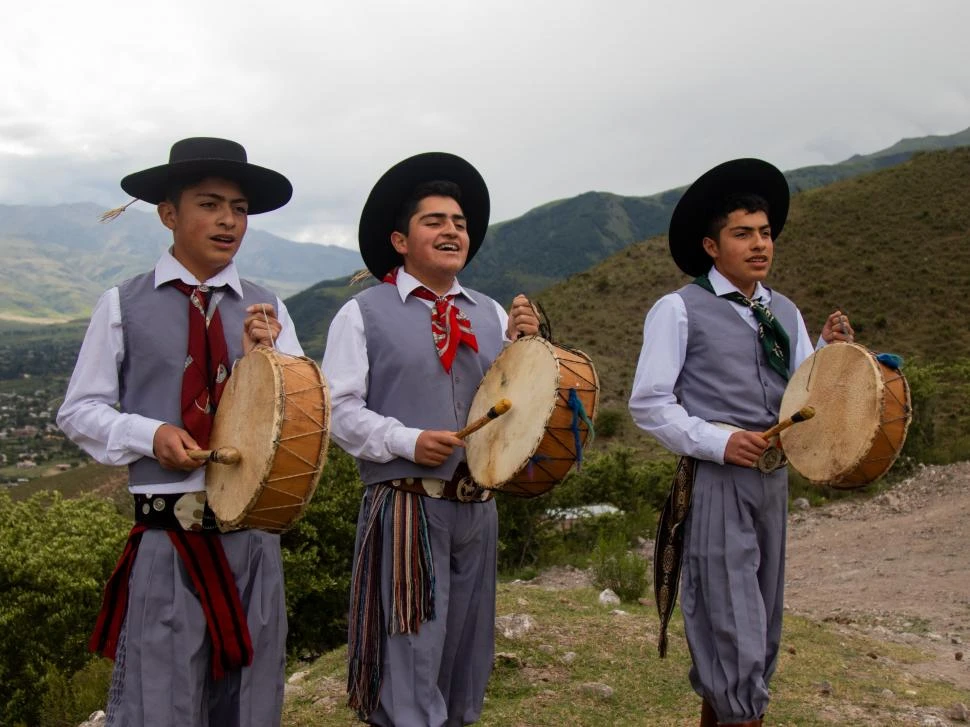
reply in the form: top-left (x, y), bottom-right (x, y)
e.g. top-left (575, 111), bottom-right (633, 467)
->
top-left (590, 530), bottom-right (649, 602)
top-left (0, 491), bottom-right (129, 726)
top-left (495, 448), bottom-right (676, 571)
top-left (594, 408), bottom-right (626, 438)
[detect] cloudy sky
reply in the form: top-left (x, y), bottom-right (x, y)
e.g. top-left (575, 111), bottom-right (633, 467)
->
top-left (3, 0), bottom-right (968, 248)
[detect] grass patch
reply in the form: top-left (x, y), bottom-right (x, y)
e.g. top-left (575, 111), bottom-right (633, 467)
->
top-left (281, 583), bottom-right (970, 726)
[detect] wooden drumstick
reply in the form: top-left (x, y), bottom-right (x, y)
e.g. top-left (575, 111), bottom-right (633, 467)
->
top-left (455, 399), bottom-right (512, 439)
top-left (760, 406), bottom-right (816, 440)
top-left (188, 447), bottom-right (242, 465)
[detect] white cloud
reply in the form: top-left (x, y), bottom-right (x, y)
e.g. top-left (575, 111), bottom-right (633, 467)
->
top-left (2, 0), bottom-right (969, 248)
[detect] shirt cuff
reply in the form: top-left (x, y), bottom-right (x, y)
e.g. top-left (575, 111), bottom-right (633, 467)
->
top-left (708, 427), bottom-right (734, 465)
top-left (126, 416), bottom-right (167, 459)
top-left (388, 426), bottom-right (423, 462)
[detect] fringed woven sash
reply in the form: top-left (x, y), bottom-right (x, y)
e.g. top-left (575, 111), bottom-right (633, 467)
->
top-left (347, 485), bottom-right (436, 718)
top-left (654, 456), bottom-right (697, 657)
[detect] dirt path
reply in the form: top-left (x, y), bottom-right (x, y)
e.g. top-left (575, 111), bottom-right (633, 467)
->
top-left (785, 461), bottom-right (970, 691)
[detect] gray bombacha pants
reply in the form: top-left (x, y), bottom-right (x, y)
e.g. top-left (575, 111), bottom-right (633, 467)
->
top-left (105, 528), bottom-right (287, 727)
top-left (357, 489), bottom-right (498, 727)
top-left (681, 462), bottom-right (788, 723)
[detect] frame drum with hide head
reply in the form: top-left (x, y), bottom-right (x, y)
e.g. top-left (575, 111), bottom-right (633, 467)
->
top-left (465, 336), bottom-right (598, 498)
top-left (205, 346), bottom-right (330, 532)
top-left (779, 342), bottom-right (911, 489)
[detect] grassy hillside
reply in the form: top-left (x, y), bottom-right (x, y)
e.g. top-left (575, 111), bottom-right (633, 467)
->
top-left (532, 148), bottom-right (970, 456)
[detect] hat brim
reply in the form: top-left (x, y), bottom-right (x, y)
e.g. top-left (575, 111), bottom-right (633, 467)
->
top-left (120, 159), bottom-right (292, 214)
top-left (358, 152), bottom-right (490, 279)
top-left (668, 158), bottom-right (790, 277)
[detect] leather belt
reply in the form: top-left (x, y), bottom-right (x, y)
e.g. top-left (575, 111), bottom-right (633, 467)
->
top-left (133, 492), bottom-right (221, 532)
top-left (383, 470), bottom-right (493, 503)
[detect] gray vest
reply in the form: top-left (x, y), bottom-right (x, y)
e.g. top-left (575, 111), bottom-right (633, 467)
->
top-left (354, 283), bottom-right (504, 484)
top-left (675, 282), bottom-right (800, 431)
top-left (118, 271), bottom-right (275, 487)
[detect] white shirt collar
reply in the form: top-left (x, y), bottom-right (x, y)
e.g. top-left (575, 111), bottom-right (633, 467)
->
top-left (708, 267), bottom-right (771, 304)
top-left (153, 249), bottom-right (244, 297)
top-left (392, 267), bottom-right (478, 305)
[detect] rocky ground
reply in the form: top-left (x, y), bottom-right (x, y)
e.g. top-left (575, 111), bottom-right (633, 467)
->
top-left (784, 461), bottom-right (970, 724)
top-left (528, 461), bottom-right (970, 724)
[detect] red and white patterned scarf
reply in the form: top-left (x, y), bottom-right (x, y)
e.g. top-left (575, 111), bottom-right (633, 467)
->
top-left (382, 267), bottom-right (478, 372)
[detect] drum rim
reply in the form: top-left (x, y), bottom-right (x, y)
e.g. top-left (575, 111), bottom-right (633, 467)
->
top-left (209, 346), bottom-right (286, 529)
top-left (781, 341), bottom-right (893, 486)
top-left (467, 335), bottom-right (599, 491)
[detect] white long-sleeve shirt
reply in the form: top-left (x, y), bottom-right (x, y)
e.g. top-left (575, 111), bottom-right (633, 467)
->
top-left (56, 251), bottom-right (304, 494)
top-left (321, 269), bottom-right (509, 464)
top-left (628, 267), bottom-right (821, 464)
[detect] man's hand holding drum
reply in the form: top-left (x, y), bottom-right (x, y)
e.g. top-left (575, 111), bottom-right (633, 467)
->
top-left (507, 293), bottom-right (540, 338)
top-left (243, 302), bottom-right (283, 352)
top-left (821, 309), bottom-right (854, 343)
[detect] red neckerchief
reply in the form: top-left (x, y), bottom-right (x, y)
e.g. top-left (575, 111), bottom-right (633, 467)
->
top-left (383, 267), bottom-right (478, 372)
top-left (169, 280), bottom-right (230, 447)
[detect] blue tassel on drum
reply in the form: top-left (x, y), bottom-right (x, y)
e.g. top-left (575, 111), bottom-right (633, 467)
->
top-left (876, 353), bottom-right (904, 370)
top-left (567, 388), bottom-right (595, 469)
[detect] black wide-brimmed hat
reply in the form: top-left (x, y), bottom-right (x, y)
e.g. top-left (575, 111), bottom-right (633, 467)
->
top-left (120, 137), bottom-right (292, 214)
top-left (668, 158), bottom-right (790, 276)
top-left (358, 152), bottom-right (490, 279)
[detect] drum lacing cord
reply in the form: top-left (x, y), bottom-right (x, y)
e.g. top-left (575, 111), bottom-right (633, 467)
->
top-left (567, 388), bottom-right (595, 469)
top-left (259, 307), bottom-right (278, 350)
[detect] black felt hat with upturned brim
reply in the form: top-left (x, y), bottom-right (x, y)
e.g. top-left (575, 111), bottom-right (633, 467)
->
top-left (668, 158), bottom-right (790, 276)
top-left (358, 152), bottom-right (490, 279)
top-left (120, 137), bottom-right (292, 214)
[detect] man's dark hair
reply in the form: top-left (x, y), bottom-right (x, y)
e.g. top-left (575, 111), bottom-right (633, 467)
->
top-left (164, 173), bottom-right (249, 209)
top-left (393, 180), bottom-right (463, 235)
top-left (705, 193), bottom-right (770, 240)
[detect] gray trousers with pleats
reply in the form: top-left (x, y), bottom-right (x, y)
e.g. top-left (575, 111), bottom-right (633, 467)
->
top-left (356, 489), bottom-right (498, 727)
top-left (681, 462), bottom-right (788, 723)
top-left (105, 528), bottom-right (287, 727)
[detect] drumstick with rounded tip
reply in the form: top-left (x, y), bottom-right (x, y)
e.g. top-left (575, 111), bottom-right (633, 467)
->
top-left (187, 447), bottom-right (242, 465)
top-left (455, 399), bottom-right (512, 439)
top-left (760, 406), bottom-right (816, 440)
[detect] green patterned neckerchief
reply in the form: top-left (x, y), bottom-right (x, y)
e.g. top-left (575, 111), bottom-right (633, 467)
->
top-left (693, 273), bottom-right (791, 381)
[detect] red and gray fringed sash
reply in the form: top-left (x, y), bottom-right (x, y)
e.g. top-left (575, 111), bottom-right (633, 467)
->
top-left (347, 485), bottom-right (435, 718)
top-left (90, 524), bottom-right (254, 679)
top-left (654, 456), bottom-right (697, 658)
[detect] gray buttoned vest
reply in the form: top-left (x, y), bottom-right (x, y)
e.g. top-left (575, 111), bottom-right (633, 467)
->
top-left (354, 282), bottom-right (504, 485)
top-left (675, 282), bottom-right (801, 431)
top-left (118, 271), bottom-right (275, 487)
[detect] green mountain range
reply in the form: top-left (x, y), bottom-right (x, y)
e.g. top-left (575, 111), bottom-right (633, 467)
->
top-left (0, 202), bottom-right (362, 322)
top-left (287, 126), bottom-right (970, 358)
top-left (4, 127), bottom-right (968, 330)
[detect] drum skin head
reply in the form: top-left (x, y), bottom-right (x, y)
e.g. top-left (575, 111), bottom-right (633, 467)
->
top-left (465, 336), bottom-right (598, 495)
top-left (466, 338), bottom-right (561, 488)
top-left (780, 342), bottom-right (910, 487)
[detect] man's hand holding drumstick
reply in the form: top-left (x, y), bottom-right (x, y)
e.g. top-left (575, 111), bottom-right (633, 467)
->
top-left (415, 400), bottom-right (513, 467)
top-left (723, 407), bottom-right (815, 468)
